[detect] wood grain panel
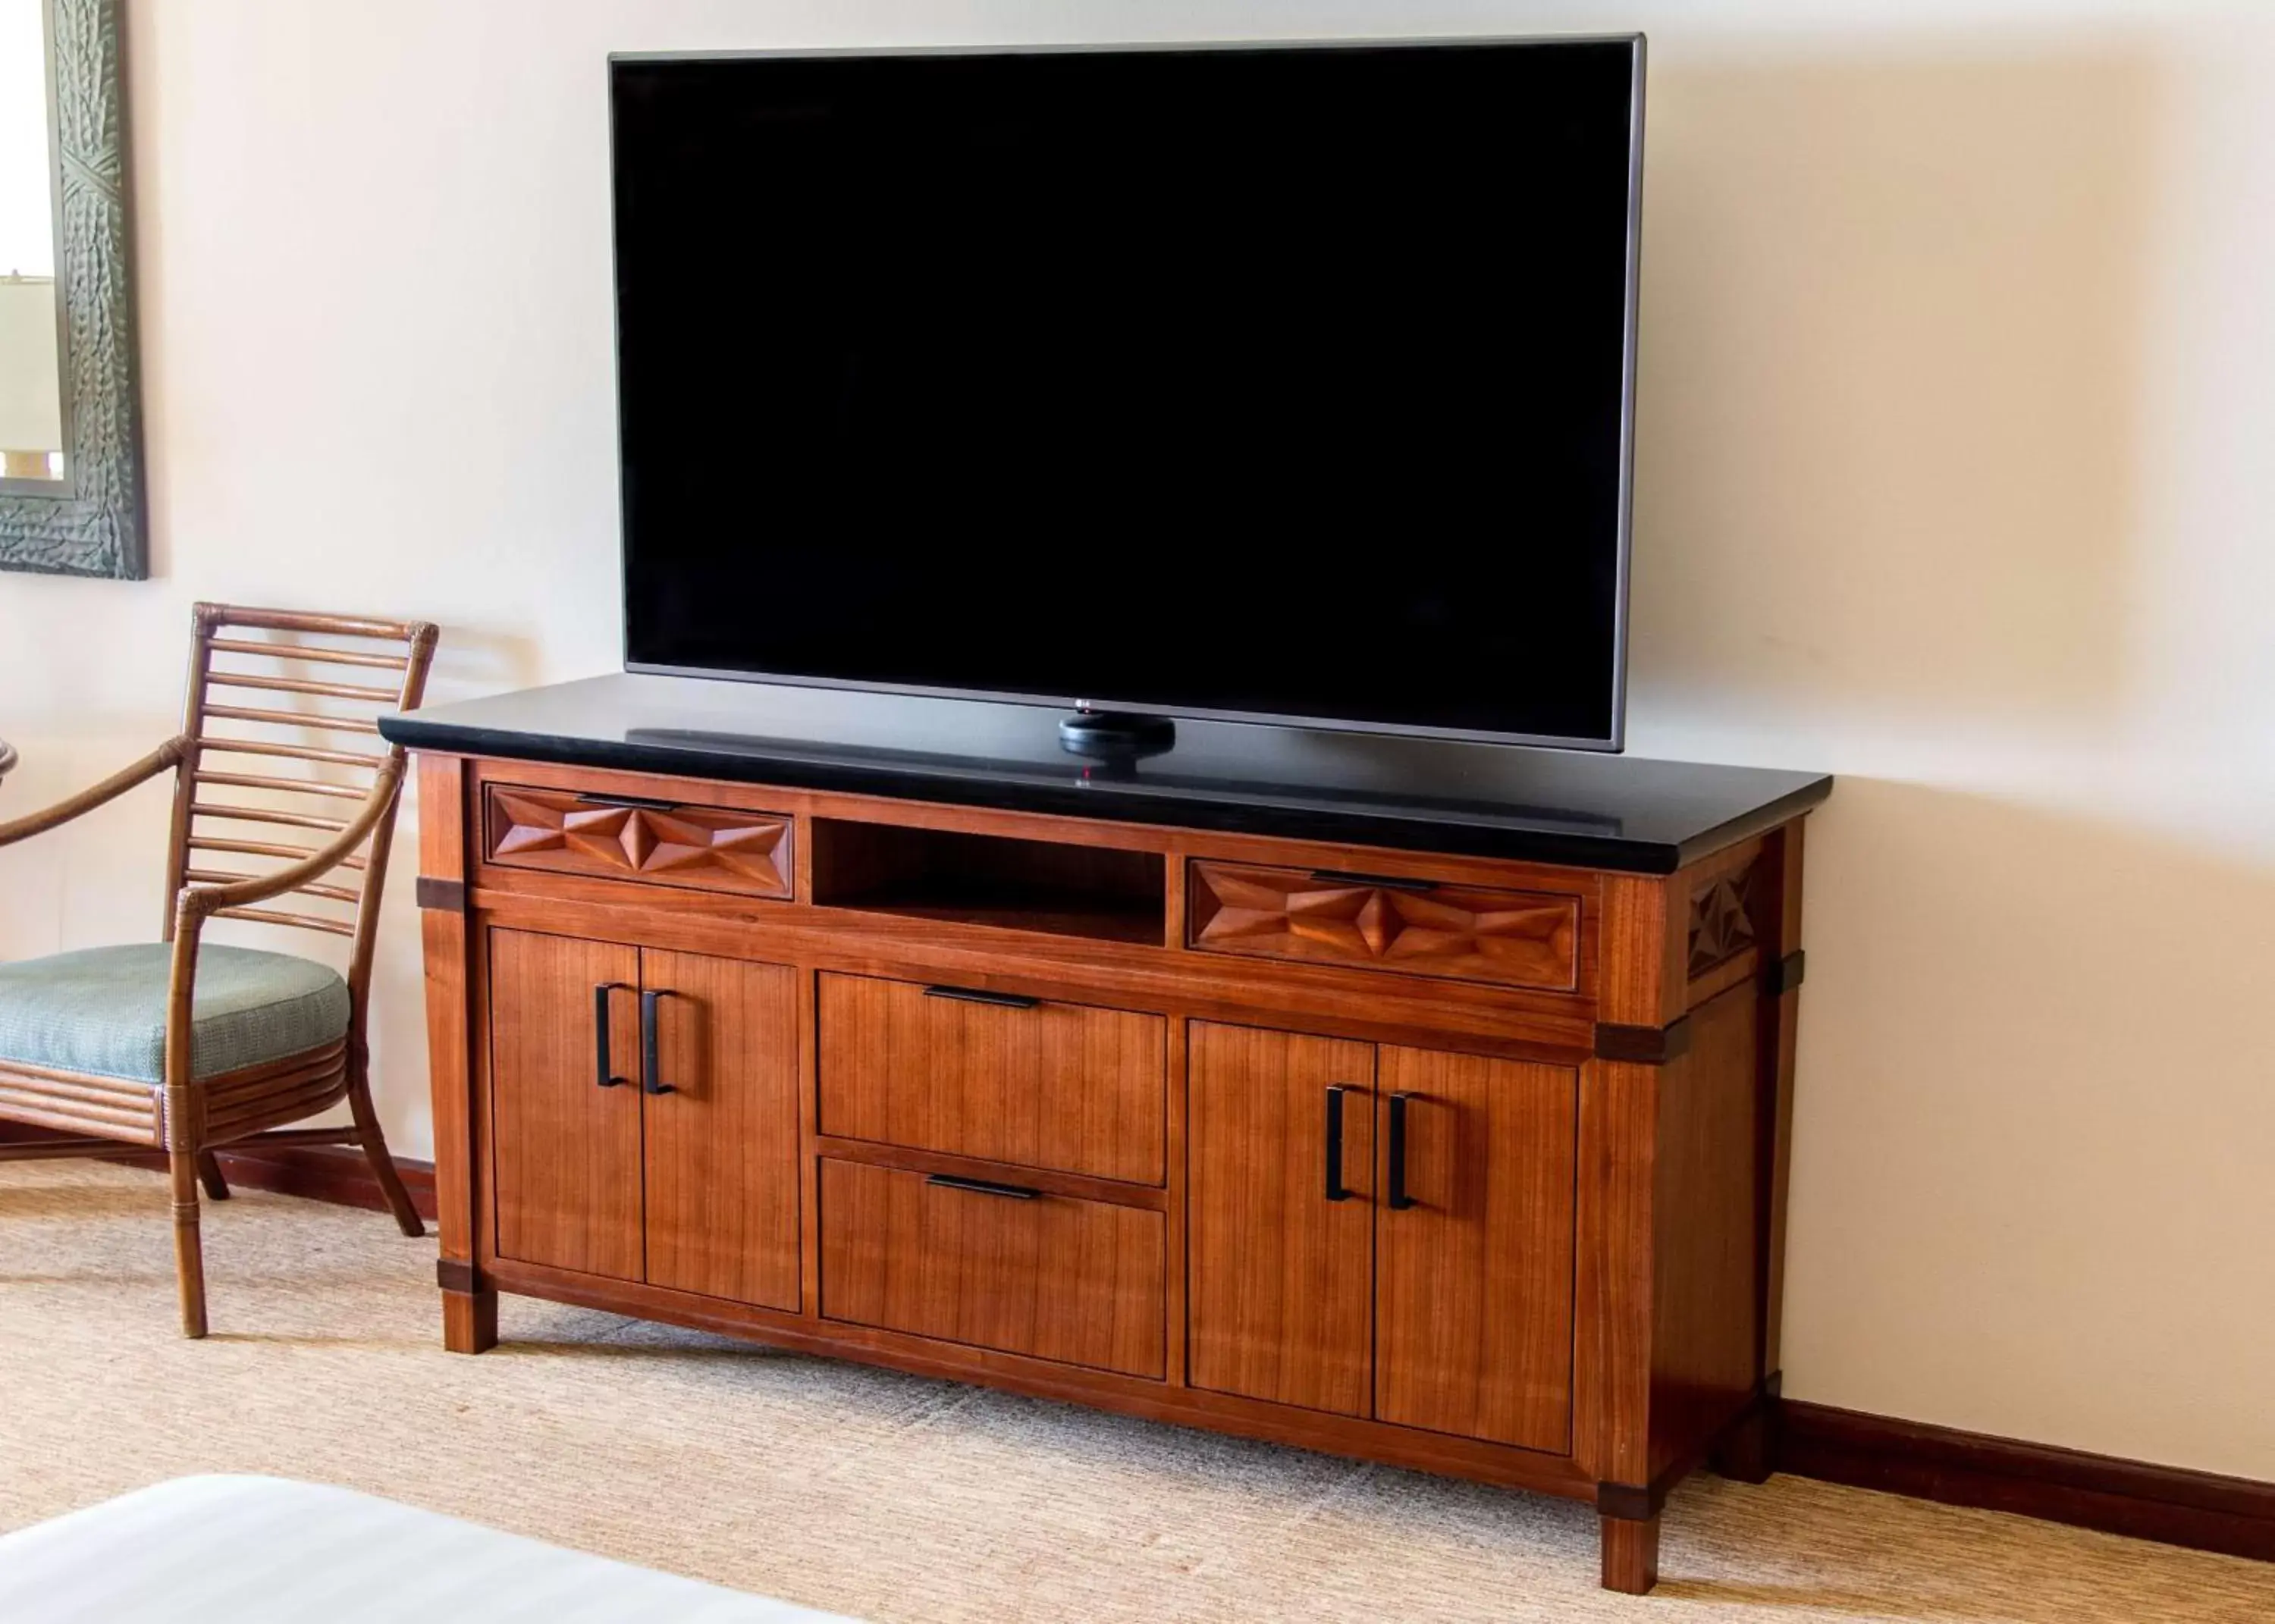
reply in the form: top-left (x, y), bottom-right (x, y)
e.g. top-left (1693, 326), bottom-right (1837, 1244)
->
top-left (487, 929), bottom-right (642, 1281)
top-left (1376, 1047), bottom-right (1578, 1453)
top-left (485, 785), bottom-right (791, 898)
top-left (416, 755), bottom-right (475, 1264)
top-left (1572, 1058), bottom-right (1657, 1488)
top-left (1189, 861), bottom-right (1579, 991)
top-left (1187, 1022), bottom-right (1376, 1416)
top-left (1648, 983), bottom-right (1765, 1480)
top-left (817, 1158), bottom-right (1164, 1378)
top-left (816, 973), bottom-right (1165, 1184)
top-left (641, 948), bottom-right (801, 1311)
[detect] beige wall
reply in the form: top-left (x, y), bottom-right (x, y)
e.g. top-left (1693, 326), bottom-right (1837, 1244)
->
top-left (1, 1), bottom-right (2269, 1481)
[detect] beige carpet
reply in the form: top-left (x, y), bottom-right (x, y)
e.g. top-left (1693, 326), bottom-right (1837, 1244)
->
top-left (1, 1162), bottom-right (2267, 1623)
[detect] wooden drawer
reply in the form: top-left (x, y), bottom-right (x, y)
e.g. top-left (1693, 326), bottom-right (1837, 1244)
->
top-left (817, 973), bottom-right (1166, 1184)
top-left (482, 784), bottom-right (792, 899)
top-left (818, 1158), bottom-right (1165, 1378)
top-left (1187, 861), bottom-right (1580, 992)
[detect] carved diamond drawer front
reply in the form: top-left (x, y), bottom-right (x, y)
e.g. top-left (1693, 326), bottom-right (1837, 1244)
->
top-left (483, 785), bottom-right (792, 898)
top-left (1187, 861), bottom-right (1580, 991)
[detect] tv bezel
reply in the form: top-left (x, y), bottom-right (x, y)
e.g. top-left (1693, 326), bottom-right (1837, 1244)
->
top-left (610, 34), bottom-right (1647, 754)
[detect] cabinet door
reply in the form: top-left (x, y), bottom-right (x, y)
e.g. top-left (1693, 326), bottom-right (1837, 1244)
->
top-left (488, 929), bottom-right (644, 1281)
top-left (1375, 1046), bottom-right (1578, 1453)
top-left (640, 948), bottom-right (801, 1310)
top-left (1187, 1021), bottom-right (1376, 1416)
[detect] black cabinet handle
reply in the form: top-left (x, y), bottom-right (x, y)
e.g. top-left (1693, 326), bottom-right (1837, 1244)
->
top-left (923, 984), bottom-right (1041, 1011)
top-left (1324, 1085), bottom-right (1350, 1202)
top-left (639, 988), bottom-right (676, 1095)
top-left (579, 792), bottom-right (680, 811)
top-left (593, 983), bottom-right (632, 1089)
top-left (1309, 868), bottom-right (1439, 894)
top-left (924, 1173), bottom-right (1041, 1201)
top-left (1387, 1093), bottom-right (1416, 1211)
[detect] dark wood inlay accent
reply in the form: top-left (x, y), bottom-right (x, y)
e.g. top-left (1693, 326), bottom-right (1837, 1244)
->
top-left (1596, 1481), bottom-right (1657, 1521)
top-left (416, 876), bottom-right (466, 912)
top-left (1592, 1017), bottom-right (1693, 1064)
top-left (436, 1258), bottom-right (479, 1294)
top-left (1764, 948), bottom-right (1807, 996)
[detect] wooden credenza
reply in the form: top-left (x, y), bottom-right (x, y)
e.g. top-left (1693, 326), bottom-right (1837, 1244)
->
top-left (391, 677), bottom-right (1828, 1594)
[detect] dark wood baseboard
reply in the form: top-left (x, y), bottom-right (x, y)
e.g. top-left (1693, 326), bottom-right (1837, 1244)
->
top-left (1779, 1399), bottom-right (2275, 1563)
top-left (5, 1122), bottom-right (2267, 1567)
top-left (0, 1124), bottom-right (436, 1223)
top-left (209, 1143), bottom-right (438, 1222)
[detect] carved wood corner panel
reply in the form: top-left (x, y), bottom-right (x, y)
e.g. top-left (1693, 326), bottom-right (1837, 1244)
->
top-left (1687, 864), bottom-right (1758, 978)
top-left (1188, 861), bottom-right (1580, 992)
top-left (483, 785), bottom-right (792, 898)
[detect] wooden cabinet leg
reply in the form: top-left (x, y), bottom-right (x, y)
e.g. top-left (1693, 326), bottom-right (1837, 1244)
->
top-left (1600, 1513), bottom-right (1660, 1594)
top-left (442, 1287), bottom-right (497, 1354)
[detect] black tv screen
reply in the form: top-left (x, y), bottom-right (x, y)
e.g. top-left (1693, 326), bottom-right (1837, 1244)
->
top-left (613, 37), bottom-right (1644, 748)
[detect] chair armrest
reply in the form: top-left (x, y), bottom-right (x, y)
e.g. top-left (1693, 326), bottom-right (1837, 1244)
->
top-left (0, 738), bottom-right (187, 850)
top-left (174, 757), bottom-right (406, 924)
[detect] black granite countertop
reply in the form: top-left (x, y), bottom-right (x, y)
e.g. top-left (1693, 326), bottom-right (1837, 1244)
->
top-left (379, 674), bottom-right (1831, 874)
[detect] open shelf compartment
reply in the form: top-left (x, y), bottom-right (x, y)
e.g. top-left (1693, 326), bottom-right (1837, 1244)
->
top-left (810, 817), bottom-right (1166, 947)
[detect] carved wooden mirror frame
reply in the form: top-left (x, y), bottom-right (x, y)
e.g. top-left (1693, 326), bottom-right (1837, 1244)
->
top-left (0, 0), bottom-right (146, 578)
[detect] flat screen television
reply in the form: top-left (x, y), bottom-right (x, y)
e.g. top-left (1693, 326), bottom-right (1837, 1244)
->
top-left (612, 36), bottom-right (1645, 750)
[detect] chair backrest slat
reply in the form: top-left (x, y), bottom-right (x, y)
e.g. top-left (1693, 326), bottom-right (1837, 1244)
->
top-left (194, 736), bottom-right (389, 770)
top-left (195, 770), bottom-right (367, 802)
top-left (206, 636), bottom-right (407, 672)
top-left (190, 802), bottom-right (351, 835)
top-left (185, 869), bottom-right (362, 907)
top-left (212, 906), bottom-right (358, 938)
top-left (164, 604), bottom-right (439, 1024)
top-left (207, 671), bottom-right (405, 704)
top-left (187, 835), bottom-right (368, 872)
top-left (204, 704), bottom-right (382, 738)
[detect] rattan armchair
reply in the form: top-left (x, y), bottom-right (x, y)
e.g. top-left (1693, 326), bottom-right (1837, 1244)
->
top-left (0, 604), bottom-right (436, 1337)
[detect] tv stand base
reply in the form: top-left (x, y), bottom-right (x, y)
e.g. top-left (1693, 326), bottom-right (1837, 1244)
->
top-left (398, 718), bottom-right (1825, 1595)
top-left (1058, 709), bottom-right (1176, 763)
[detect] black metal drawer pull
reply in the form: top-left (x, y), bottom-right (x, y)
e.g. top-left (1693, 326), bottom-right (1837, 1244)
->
top-left (924, 1173), bottom-right (1042, 1201)
top-left (923, 984), bottom-right (1041, 1011)
top-left (579, 792), bottom-right (681, 811)
top-left (1387, 1092), bottom-right (1416, 1211)
top-left (1308, 868), bottom-right (1439, 894)
top-left (593, 983), bottom-right (632, 1089)
top-left (1324, 1085), bottom-right (1350, 1202)
top-left (639, 988), bottom-right (676, 1095)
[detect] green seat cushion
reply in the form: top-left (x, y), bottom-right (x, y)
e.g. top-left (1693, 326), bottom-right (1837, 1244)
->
top-left (0, 944), bottom-right (350, 1084)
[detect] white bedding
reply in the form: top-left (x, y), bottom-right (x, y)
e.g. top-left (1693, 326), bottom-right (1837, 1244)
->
top-left (0, 1474), bottom-right (864, 1622)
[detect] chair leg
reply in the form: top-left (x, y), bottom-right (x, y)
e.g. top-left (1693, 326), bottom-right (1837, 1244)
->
top-left (196, 1149), bottom-right (231, 1201)
top-left (346, 1064), bottom-right (425, 1238)
top-left (169, 1149), bottom-right (209, 1339)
